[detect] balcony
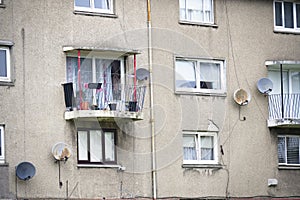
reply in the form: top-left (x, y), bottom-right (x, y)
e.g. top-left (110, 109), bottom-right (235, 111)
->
top-left (63, 83), bottom-right (146, 121)
top-left (268, 94), bottom-right (300, 127)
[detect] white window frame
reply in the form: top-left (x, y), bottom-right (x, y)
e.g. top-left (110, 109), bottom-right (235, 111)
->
top-left (179, 0), bottom-right (214, 24)
top-left (77, 129), bottom-right (117, 165)
top-left (0, 126), bottom-right (5, 163)
top-left (183, 131), bottom-right (218, 165)
top-left (74, 0), bottom-right (114, 14)
top-left (273, 0), bottom-right (300, 33)
top-left (278, 135), bottom-right (300, 166)
top-left (175, 57), bottom-right (226, 95)
top-left (0, 46), bottom-right (11, 82)
top-left (0, 0), bottom-right (3, 5)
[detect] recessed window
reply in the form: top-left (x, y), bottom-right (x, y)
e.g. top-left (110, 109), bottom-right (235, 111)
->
top-left (183, 131), bottom-right (218, 165)
top-left (78, 129), bottom-right (116, 165)
top-left (175, 58), bottom-right (226, 94)
top-left (278, 135), bottom-right (300, 165)
top-left (0, 46), bottom-right (11, 82)
top-left (274, 1), bottom-right (300, 33)
top-left (0, 126), bottom-right (5, 163)
top-left (179, 0), bottom-right (214, 24)
top-left (74, 0), bottom-right (114, 14)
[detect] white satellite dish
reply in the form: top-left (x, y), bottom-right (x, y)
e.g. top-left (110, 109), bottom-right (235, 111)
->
top-left (136, 68), bottom-right (150, 81)
top-left (52, 142), bottom-right (72, 161)
top-left (233, 89), bottom-right (251, 106)
top-left (257, 78), bottom-right (273, 94)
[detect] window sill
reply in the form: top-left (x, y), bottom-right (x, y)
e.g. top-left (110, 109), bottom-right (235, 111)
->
top-left (73, 11), bottom-right (117, 18)
top-left (179, 20), bottom-right (218, 28)
top-left (175, 91), bottom-right (227, 97)
top-left (0, 4), bottom-right (5, 8)
top-left (0, 162), bottom-right (8, 167)
top-left (0, 81), bottom-right (14, 86)
top-left (182, 164), bottom-right (223, 169)
top-left (278, 165), bottom-right (300, 170)
top-left (77, 164), bottom-right (124, 170)
top-left (274, 29), bottom-right (300, 35)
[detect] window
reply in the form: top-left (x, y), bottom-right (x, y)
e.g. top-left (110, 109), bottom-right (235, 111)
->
top-left (78, 129), bottom-right (116, 165)
top-left (268, 69), bottom-right (300, 94)
top-left (175, 58), bottom-right (225, 94)
top-left (278, 135), bottom-right (300, 165)
top-left (74, 0), bottom-right (113, 14)
top-left (66, 56), bottom-right (123, 110)
top-left (179, 0), bottom-right (214, 24)
top-left (183, 132), bottom-right (218, 165)
top-left (274, 1), bottom-right (300, 33)
top-left (0, 126), bottom-right (4, 163)
top-left (0, 46), bottom-right (11, 82)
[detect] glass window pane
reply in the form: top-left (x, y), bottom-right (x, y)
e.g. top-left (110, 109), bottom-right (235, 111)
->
top-left (75, 0), bottom-right (90, 7)
top-left (278, 137), bottom-right (286, 163)
top-left (0, 50), bottom-right (7, 77)
top-left (291, 72), bottom-right (300, 93)
top-left (104, 132), bottom-right (115, 161)
top-left (179, 0), bottom-right (187, 20)
top-left (268, 70), bottom-right (288, 94)
top-left (81, 58), bottom-right (92, 102)
top-left (200, 62), bottom-right (221, 89)
top-left (284, 2), bottom-right (294, 28)
top-left (90, 130), bottom-right (102, 162)
top-left (175, 60), bottom-right (196, 89)
top-left (94, 0), bottom-right (110, 9)
top-left (287, 137), bottom-right (300, 164)
top-left (297, 4), bottom-right (300, 28)
top-left (275, 2), bottom-right (283, 26)
top-left (183, 135), bottom-right (197, 160)
top-left (78, 131), bottom-right (88, 161)
top-left (200, 136), bottom-right (214, 160)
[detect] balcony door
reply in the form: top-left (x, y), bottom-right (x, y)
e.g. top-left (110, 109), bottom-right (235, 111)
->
top-left (268, 69), bottom-right (300, 119)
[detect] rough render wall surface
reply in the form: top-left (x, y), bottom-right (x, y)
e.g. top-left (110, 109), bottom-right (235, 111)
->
top-left (0, 0), bottom-right (300, 199)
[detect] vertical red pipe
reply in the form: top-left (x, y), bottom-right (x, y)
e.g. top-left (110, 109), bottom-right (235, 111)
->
top-left (78, 50), bottom-right (82, 109)
top-left (134, 54), bottom-right (137, 101)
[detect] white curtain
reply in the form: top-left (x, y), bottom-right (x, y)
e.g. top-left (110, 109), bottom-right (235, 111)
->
top-left (78, 131), bottom-right (88, 161)
top-left (183, 135), bottom-right (197, 160)
top-left (200, 136), bottom-right (214, 160)
top-left (105, 132), bottom-right (115, 161)
top-left (90, 130), bottom-right (102, 162)
top-left (200, 62), bottom-right (220, 89)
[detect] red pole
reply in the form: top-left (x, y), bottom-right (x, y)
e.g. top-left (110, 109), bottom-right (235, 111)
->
top-left (134, 54), bottom-right (137, 101)
top-left (78, 50), bottom-right (82, 109)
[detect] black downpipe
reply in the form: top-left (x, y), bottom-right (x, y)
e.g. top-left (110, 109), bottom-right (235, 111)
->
top-left (280, 64), bottom-right (284, 119)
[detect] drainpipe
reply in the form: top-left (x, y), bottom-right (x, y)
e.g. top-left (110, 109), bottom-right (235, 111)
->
top-left (147, 0), bottom-right (157, 199)
top-left (280, 64), bottom-right (284, 119)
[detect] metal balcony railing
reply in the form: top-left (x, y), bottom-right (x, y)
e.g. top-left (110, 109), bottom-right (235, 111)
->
top-left (268, 94), bottom-right (300, 120)
top-left (63, 83), bottom-right (146, 113)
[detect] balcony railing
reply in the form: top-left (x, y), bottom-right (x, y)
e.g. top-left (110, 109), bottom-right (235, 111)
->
top-left (63, 83), bottom-right (147, 120)
top-left (268, 94), bottom-right (300, 127)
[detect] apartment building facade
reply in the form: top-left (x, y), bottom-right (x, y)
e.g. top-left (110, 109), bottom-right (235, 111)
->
top-left (0, 0), bottom-right (300, 199)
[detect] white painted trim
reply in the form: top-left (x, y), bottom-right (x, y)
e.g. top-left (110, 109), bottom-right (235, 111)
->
top-left (0, 47), bottom-right (11, 82)
top-left (74, 0), bottom-right (114, 14)
top-left (175, 57), bottom-right (226, 95)
top-left (273, 0), bottom-right (300, 33)
top-left (0, 126), bottom-right (4, 162)
top-left (183, 131), bottom-right (218, 165)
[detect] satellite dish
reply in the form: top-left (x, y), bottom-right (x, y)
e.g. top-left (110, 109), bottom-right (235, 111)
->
top-left (52, 142), bottom-right (72, 161)
top-left (257, 78), bottom-right (273, 94)
top-left (234, 89), bottom-right (251, 106)
top-left (136, 68), bottom-right (150, 81)
top-left (16, 162), bottom-right (36, 181)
